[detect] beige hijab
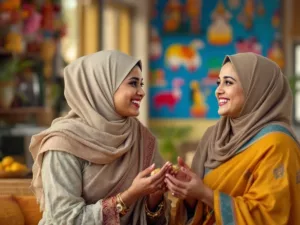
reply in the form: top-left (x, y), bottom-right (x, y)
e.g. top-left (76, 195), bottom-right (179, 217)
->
top-left (29, 50), bottom-right (158, 219)
top-left (192, 52), bottom-right (296, 179)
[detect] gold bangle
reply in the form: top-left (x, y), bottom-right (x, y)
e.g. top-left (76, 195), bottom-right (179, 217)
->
top-left (116, 193), bottom-right (129, 216)
top-left (117, 193), bottom-right (128, 208)
top-left (145, 200), bottom-right (164, 218)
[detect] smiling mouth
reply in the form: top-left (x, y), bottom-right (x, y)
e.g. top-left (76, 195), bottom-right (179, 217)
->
top-left (132, 100), bottom-right (141, 108)
top-left (219, 99), bottom-right (229, 106)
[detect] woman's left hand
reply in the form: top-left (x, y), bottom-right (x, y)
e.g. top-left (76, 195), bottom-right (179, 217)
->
top-left (147, 163), bottom-right (172, 210)
top-left (165, 167), bottom-right (214, 208)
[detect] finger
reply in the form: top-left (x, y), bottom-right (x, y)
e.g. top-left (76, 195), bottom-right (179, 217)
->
top-left (159, 161), bottom-right (172, 174)
top-left (165, 179), bottom-right (187, 199)
top-left (164, 178), bottom-right (185, 194)
top-left (164, 178), bottom-right (177, 192)
top-left (150, 170), bottom-right (170, 190)
top-left (171, 191), bottom-right (185, 200)
top-left (178, 157), bottom-right (190, 169)
top-left (139, 163), bottom-right (155, 178)
top-left (153, 182), bottom-right (167, 194)
top-left (150, 162), bottom-right (171, 182)
top-left (152, 173), bottom-right (168, 187)
top-left (165, 174), bottom-right (186, 188)
top-left (180, 167), bottom-right (195, 178)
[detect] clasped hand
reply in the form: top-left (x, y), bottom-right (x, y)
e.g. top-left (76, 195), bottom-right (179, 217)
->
top-left (125, 157), bottom-right (212, 210)
top-left (164, 157), bottom-right (210, 203)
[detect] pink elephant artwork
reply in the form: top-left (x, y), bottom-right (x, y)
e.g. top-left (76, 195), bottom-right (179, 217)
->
top-left (153, 78), bottom-right (184, 111)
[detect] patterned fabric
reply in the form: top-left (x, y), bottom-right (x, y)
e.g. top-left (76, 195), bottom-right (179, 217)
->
top-left (103, 197), bottom-right (119, 225)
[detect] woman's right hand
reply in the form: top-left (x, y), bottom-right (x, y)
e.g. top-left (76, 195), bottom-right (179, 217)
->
top-left (169, 157), bottom-right (197, 209)
top-left (174, 157), bottom-right (191, 182)
top-left (121, 161), bottom-right (171, 206)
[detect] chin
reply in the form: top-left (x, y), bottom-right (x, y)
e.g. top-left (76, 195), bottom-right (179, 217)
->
top-left (127, 111), bottom-right (139, 117)
top-left (218, 111), bottom-right (229, 117)
top-left (218, 109), bottom-right (225, 116)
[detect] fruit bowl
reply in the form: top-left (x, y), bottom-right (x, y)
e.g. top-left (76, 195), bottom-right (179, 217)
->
top-left (0, 156), bottom-right (31, 178)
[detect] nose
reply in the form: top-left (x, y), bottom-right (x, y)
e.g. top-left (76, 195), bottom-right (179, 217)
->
top-left (215, 84), bottom-right (224, 97)
top-left (137, 86), bottom-right (145, 98)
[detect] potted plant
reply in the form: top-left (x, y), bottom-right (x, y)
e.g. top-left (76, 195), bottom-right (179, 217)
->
top-left (151, 126), bottom-right (192, 163)
top-left (0, 57), bottom-right (33, 109)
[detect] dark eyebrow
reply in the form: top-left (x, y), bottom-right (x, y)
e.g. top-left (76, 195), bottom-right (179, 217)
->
top-left (223, 76), bottom-right (236, 81)
top-left (129, 77), bottom-right (143, 82)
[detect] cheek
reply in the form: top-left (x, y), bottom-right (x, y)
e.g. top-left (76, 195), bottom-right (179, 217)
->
top-left (235, 91), bottom-right (245, 110)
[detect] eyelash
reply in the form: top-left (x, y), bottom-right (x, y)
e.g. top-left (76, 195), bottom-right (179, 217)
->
top-left (129, 81), bottom-right (144, 87)
top-left (216, 80), bottom-right (233, 86)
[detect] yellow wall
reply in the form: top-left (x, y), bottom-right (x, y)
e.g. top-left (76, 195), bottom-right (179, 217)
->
top-left (118, 6), bottom-right (131, 55)
top-left (79, 1), bottom-right (99, 56)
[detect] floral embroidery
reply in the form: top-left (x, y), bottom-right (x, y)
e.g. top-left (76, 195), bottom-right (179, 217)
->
top-left (273, 164), bottom-right (284, 179)
top-left (296, 170), bottom-right (300, 184)
top-left (103, 196), bottom-right (120, 225)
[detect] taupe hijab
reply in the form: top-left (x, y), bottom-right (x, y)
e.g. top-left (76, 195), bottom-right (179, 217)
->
top-left (192, 52), bottom-right (296, 178)
top-left (29, 50), bottom-right (160, 221)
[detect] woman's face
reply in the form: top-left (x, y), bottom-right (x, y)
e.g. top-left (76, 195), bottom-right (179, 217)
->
top-left (114, 66), bottom-right (145, 117)
top-left (215, 62), bottom-right (245, 118)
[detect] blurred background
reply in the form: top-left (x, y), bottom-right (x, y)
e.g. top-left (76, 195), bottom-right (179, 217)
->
top-left (0, 0), bottom-right (300, 176)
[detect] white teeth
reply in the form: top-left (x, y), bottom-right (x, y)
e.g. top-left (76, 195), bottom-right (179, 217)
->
top-left (219, 99), bottom-right (228, 104)
top-left (132, 100), bottom-right (140, 106)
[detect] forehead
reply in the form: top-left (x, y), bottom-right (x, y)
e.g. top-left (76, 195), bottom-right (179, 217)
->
top-left (219, 62), bottom-right (238, 78)
top-left (125, 66), bottom-right (142, 79)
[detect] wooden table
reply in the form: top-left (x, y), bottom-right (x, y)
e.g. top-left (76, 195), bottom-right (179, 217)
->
top-left (0, 179), bottom-right (33, 196)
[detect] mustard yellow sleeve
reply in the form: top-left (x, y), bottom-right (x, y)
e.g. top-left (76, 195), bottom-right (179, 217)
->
top-left (213, 138), bottom-right (300, 225)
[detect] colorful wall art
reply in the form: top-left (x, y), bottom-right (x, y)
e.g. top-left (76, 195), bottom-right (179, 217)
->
top-left (150, 0), bottom-right (283, 119)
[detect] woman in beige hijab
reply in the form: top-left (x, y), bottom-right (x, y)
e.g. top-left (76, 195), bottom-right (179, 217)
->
top-left (29, 50), bottom-right (171, 225)
top-left (165, 53), bottom-right (300, 225)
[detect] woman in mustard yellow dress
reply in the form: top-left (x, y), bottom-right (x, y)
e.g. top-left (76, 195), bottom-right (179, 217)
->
top-left (165, 53), bottom-right (300, 225)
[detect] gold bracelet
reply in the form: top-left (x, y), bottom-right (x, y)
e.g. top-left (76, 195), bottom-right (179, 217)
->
top-left (145, 200), bottom-right (164, 218)
top-left (116, 193), bottom-right (129, 216)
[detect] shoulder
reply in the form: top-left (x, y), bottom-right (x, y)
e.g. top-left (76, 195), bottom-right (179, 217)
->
top-left (247, 128), bottom-right (300, 160)
top-left (250, 125), bottom-right (298, 149)
top-left (43, 150), bottom-right (86, 169)
top-left (261, 131), bottom-right (299, 150)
